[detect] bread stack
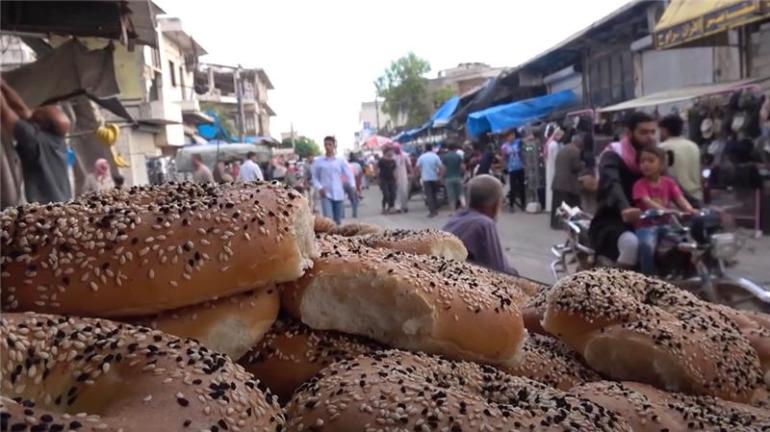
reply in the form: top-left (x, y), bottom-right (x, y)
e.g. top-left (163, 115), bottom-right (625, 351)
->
top-left (1, 181), bottom-right (769, 431)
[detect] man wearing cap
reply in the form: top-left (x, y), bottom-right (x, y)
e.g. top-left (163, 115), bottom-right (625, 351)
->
top-left (659, 114), bottom-right (702, 201)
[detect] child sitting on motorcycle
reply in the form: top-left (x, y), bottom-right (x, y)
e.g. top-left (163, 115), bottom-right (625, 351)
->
top-left (633, 146), bottom-right (695, 275)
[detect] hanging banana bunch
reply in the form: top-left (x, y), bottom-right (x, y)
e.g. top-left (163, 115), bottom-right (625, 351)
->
top-left (94, 123), bottom-right (130, 168)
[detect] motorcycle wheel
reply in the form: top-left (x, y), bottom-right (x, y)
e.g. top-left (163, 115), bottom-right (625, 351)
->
top-left (676, 277), bottom-right (770, 313)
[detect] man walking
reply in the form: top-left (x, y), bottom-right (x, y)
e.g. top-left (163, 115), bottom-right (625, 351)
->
top-left (416, 143), bottom-right (443, 217)
top-left (238, 151), bottom-right (264, 182)
top-left (377, 147), bottom-right (397, 214)
top-left (393, 144), bottom-right (411, 213)
top-left (443, 175), bottom-right (518, 275)
top-left (659, 114), bottom-right (702, 202)
top-left (311, 136), bottom-right (354, 225)
top-left (441, 142), bottom-right (465, 210)
top-left (501, 130), bottom-right (525, 211)
top-left (551, 133), bottom-right (585, 228)
top-left (191, 154), bottom-right (214, 184)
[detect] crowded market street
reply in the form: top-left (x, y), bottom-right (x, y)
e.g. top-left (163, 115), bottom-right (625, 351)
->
top-left (349, 187), bottom-right (770, 287)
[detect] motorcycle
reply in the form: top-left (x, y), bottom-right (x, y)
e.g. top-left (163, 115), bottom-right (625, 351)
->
top-left (550, 202), bottom-right (770, 312)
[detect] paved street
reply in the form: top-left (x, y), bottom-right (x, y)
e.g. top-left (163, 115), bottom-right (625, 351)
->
top-left (343, 187), bottom-right (770, 288)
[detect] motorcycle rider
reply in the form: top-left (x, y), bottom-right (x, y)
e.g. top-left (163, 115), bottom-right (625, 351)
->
top-left (588, 112), bottom-right (657, 268)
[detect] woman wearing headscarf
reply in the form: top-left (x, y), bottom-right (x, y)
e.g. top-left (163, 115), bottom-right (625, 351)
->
top-left (82, 158), bottom-right (115, 194)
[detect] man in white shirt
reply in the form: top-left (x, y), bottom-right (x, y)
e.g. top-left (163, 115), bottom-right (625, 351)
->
top-left (238, 151), bottom-right (264, 182)
top-left (312, 136), bottom-right (354, 225)
top-left (416, 144), bottom-right (443, 217)
top-left (658, 114), bottom-right (702, 201)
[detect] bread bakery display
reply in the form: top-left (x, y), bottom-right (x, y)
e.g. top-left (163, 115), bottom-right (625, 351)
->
top-left (0, 312), bottom-right (285, 432)
top-left (542, 269), bottom-right (762, 402)
top-left (284, 350), bottom-right (632, 431)
top-left (281, 236), bottom-right (528, 366)
top-left (1, 181), bottom-right (767, 431)
top-left (0, 182), bottom-right (316, 317)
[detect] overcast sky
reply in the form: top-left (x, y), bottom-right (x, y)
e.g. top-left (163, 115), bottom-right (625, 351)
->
top-left (158, 0), bottom-right (627, 149)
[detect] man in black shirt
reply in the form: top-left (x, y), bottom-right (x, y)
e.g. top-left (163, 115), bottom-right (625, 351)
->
top-left (1, 79), bottom-right (72, 204)
top-left (377, 148), bottom-right (397, 213)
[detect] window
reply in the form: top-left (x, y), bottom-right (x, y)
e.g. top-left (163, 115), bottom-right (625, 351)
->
top-left (169, 61), bottom-right (177, 87)
top-left (179, 65), bottom-right (186, 99)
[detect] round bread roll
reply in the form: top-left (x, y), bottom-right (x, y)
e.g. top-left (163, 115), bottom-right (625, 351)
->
top-left (712, 305), bottom-right (770, 383)
top-left (361, 228), bottom-right (468, 260)
top-left (502, 333), bottom-right (600, 390)
top-left (313, 215), bottom-right (336, 233)
top-left (542, 269), bottom-right (762, 402)
top-left (570, 381), bottom-right (770, 431)
top-left (238, 319), bottom-right (378, 403)
top-left (326, 222), bottom-right (383, 237)
top-left (0, 181), bottom-right (317, 317)
top-left (0, 312), bottom-right (285, 431)
top-left (133, 287), bottom-right (280, 360)
top-left (284, 349), bottom-right (631, 431)
top-left (281, 237), bottom-right (528, 366)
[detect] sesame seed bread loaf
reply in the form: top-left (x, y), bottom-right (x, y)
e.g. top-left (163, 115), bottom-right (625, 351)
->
top-left (542, 269), bottom-right (763, 403)
top-left (361, 228), bottom-right (468, 261)
top-left (238, 318), bottom-right (379, 403)
top-left (502, 333), bottom-right (601, 390)
top-left (1, 182), bottom-right (317, 317)
top-left (284, 350), bottom-right (632, 431)
top-left (571, 381), bottom-right (770, 431)
top-left (132, 287), bottom-right (280, 360)
top-left (312, 215), bottom-right (336, 234)
top-left (326, 222), bottom-right (383, 237)
top-left (281, 236), bottom-right (528, 367)
top-left (0, 312), bottom-right (285, 432)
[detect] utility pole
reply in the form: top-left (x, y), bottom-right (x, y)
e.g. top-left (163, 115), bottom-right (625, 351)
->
top-left (290, 122), bottom-right (296, 155)
top-left (234, 65), bottom-right (246, 143)
top-left (374, 96), bottom-right (381, 133)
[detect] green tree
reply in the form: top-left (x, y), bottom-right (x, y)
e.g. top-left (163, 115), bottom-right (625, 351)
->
top-left (432, 86), bottom-right (456, 108)
top-left (375, 52), bottom-right (432, 127)
top-left (282, 136), bottom-right (321, 159)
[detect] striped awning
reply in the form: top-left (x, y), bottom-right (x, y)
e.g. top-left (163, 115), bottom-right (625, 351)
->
top-left (654, 0), bottom-right (770, 49)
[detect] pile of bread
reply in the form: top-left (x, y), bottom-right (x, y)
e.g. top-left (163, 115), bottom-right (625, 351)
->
top-left (1, 181), bottom-right (768, 432)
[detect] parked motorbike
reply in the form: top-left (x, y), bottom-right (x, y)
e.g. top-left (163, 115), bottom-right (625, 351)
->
top-left (550, 202), bottom-right (770, 312)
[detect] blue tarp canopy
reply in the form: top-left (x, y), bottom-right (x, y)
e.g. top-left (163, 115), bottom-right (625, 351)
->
top-left (465, 90), bottom-right (577, 137)
top-left (394, 95), bottom-right (461, 143)
top-left (429, 95), bottom-right (460, 128)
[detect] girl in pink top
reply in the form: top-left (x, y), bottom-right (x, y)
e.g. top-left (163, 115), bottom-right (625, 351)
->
top-left (632, 146), bottom-right (694, 275)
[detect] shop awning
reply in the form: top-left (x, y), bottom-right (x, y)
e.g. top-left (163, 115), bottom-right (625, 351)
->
top-left (466, 90), bottom-right (577, 138)
top-left (597, 77), bottom-right (767, 112)
top-left (654, 0), bottom-right (770, 49)
top-left (429, 96), bottom-right (460, 128)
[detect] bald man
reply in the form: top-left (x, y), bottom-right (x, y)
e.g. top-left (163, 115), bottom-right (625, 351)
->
top-left (1, 79), bottom-right (72, 204)
top-left (442, 174), bottom-right (518, 276)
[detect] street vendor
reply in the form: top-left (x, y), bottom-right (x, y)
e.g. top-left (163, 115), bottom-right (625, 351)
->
top-left (0, 79), bottom-right (71, 204)
top-left (443, 174), bottom-right (519, 276)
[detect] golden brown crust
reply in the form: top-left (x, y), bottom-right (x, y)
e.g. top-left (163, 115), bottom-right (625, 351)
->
top-left (361, 228), bottom-right (468, 260)
top-left (712, 305), bottom-right (770, 379)
top-left (1, 181), bottom-right (317, 317)
top-left (326, 222), bottom-right (383, 237)
top-left (281, 237), bottom-right (528, 366)
top-left (132, 287), bottom-right (280, 360)
top-left (502, 333), bottom-right (600, 390)
top-left (284, 350), bottom-right (631, 431)
top-left (238, 319), bottom-right (378, 403)
top-left (0, 312), bottom-right (285, 431)
top-left (542, 269), bottom-right (762, 402)
top-left (313, 215), bottom-right (336, 233)
top-left (571, 381), bottom-right (770, 431)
